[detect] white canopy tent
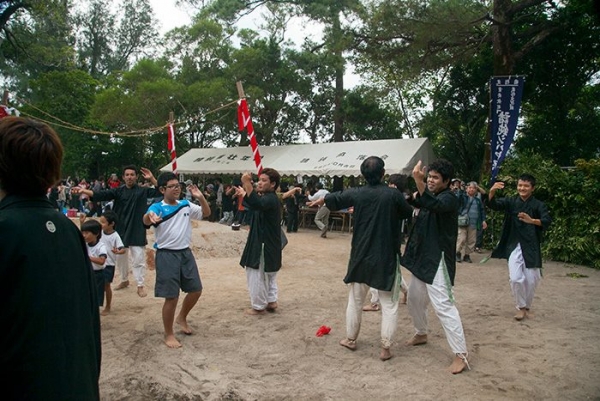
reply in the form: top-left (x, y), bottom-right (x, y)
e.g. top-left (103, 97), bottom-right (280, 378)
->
top-left (160, 138), bottom-right (435, 177)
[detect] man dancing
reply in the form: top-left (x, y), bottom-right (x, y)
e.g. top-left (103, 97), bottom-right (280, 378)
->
top-left (402, 159), bottom-right (470, 374)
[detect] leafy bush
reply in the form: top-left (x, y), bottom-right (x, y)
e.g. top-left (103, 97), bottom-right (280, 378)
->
top-left (483, 154), bottom-right (600, 269)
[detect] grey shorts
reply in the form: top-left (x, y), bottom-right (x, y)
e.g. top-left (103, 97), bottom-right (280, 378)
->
top-left (154, 248), bottom-right (202, 298)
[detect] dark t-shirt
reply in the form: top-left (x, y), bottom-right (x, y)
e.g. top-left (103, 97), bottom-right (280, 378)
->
top-left (0, 195), bottom-right (101, 400)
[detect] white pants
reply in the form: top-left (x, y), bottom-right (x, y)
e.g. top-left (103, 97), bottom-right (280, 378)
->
top-left (407, 260), bottom-right (467, 354)
top-left (508, 244), bottom-right (541, 310)
top-left (246, 264), bottom-right (278, 311)
top-left (369, 281), bottom-right (407, 304)
top-left (368, 287), bottom-right (380, 304)
top-left (346, 283), bottom-right (398, 349)
top-left (117, 246), bottom-right (146, 287)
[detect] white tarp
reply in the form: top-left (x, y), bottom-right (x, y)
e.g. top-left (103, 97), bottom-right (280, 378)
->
top-left (160, 138), bottom-right (435, 177)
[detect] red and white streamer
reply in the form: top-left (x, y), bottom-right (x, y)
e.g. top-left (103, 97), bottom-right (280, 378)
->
top-left (237, 98), bottom-right (263, 175)
top-left (0, 105), bottom-right (20, 119)
top-left (167, 123), bottom-right (177, 174)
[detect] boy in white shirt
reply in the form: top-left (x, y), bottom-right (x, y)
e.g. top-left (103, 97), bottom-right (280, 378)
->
top-left (81, 220), bottom-right (108, 308)
top-left (99, 211), bottom-right (126, 315)
top-left (143, 172), bottom-right (211, 349)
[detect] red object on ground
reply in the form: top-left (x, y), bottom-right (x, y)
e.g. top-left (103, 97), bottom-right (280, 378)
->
top-left (316, 325), bottom-right (331, 337)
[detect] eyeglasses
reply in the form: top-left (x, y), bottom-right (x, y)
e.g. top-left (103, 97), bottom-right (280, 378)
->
top-left (164, 184), bottom-right (180, 189)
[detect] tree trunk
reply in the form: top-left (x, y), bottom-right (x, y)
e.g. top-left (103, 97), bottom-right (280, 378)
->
top-left (332, 12), bottom-right (345, 192)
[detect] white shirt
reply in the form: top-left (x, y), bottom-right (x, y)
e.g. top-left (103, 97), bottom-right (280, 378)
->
top-left (87, 241), bottom-right (108, 271)
top-left (100, 230), bottom-right (124, 266)
top-left (147, 199), bottom-right (204, 250)
top-left (308, 189), bottom-right (330, 202)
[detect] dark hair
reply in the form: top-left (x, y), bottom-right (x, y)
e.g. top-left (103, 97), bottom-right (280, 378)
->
top-left (518, 173), bottom-right (536, 187)
top-left (101, 210), bottom-right (118, 226)
top-left (427, 159), bottom-right (454, 184)
top-left (81, 219), bottom-right (102, 239)
top-left (315, 182), bottom-right (323, 190)
top-left (0, 117), bottom-right (63, 197)
top-left (360, 156), bottom-right (385, 185)
top-left (261, 168), bottom-right (281, 191)
top-left (388, 174), bottom-right (409, 192)
top-left (157, 172), bottom-right (178, 188)
top-left (122, 164), bottom-right (138, 175)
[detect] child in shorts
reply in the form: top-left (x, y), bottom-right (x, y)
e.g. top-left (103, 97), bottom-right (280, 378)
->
top-left (81, 220), bottom-right (107, 308)
top-left (143, 172), bottom-right (211, 348)
top-left (99, 210), bottom-right (125, 315)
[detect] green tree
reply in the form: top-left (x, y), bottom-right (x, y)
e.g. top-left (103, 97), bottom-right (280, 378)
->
top-left (342, 85), bottom-right (405, 141)
top-left (1, 0), bottom-right (75, 92)
top-left (75, 0), bottom-right (158, 79)
top-left (27, 69), bottom-right (101, 178)
top-left (91, 59), bottom-right (184, 172)
top-left (515, 0), bottom-right (600, 166)
top-left (419, 52), bottom-right (492, 182)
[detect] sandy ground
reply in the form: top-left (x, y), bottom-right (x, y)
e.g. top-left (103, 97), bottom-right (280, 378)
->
top-left (97, 222), bottom-right (600, 401)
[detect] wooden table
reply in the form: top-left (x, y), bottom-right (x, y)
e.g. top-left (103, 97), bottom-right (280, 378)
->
top-left (299, 207), bottom-right (352, 232)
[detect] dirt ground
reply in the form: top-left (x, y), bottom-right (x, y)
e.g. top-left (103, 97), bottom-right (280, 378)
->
top-left (97, 222), bottom-right (600, 401)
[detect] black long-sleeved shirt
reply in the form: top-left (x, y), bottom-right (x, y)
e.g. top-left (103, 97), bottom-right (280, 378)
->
top-left (402, 188), bottom-right (459, 285)
top-left (487, 195), bottom-right (551, 268)
top-left (325, 184), bottom-right (413, 291)
top-left (239, 191), bottom-right (282, 272)
top-left (0, 195), bottom-right (101, 400)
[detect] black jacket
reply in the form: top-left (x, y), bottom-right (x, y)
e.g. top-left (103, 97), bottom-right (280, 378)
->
top-left (402, 188), bottom-right (459, 285)
top-left (325, 184), bottom-right (413, 291)
top-left (91, 184), bottom-right (160, 246)
top-left (0, 195), bottom-right (101, 400)
top-left (239, 191), bottom-right (282, 272)
top-left (487, 195), bottom-right (551, 268)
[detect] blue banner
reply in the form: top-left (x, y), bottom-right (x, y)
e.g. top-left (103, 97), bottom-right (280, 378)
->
top-left (490, 76), bottom-right (525, 183)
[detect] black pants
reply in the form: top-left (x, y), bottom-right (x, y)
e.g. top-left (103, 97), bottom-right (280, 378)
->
top-left (287, 209), bottom-right (299, 232)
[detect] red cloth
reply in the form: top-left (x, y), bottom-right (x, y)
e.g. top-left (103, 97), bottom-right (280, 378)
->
top-left (315, 325), bottom-right (331, 337)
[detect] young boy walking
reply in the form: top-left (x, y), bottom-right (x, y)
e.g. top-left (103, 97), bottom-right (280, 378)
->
top-left (99, 210), bottom-right (126, 315)
top-left (81, 220), bottom-right (108, 308)
top-left (143, 172), bottom-right (211, 348)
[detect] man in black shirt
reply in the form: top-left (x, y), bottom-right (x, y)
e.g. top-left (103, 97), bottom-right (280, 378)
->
top-left (402, 159), bottom-right (470, 374)
top-left (487, 174), bottom-right (551, 321)
top-left (311, 156), bottom-right (413, 361)
top-left (72, 165), bottom-right (160, 297)
top-left (237, 168), bottom-right (283, 315)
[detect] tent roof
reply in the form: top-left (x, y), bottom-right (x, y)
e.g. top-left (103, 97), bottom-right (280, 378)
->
top-left (160, 138), bottom-right (435, 177)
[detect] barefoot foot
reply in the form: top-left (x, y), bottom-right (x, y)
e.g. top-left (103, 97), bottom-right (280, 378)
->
top-left (339, 338), bottom-right (357, 351)
top-left (245, 308), bottom-right (266, 315)
top-left (405, 334), bottom-right (428, 346)
top-left (514, 308), bottom-right (527, 321)
top-left (114, 280), bottom-right (129, 290)
top-left (266, 302), bottom-right (278, 312)
top-left (164, 334), bottom-right (182, 349)
top-left (176, 317), bottom-right (193, 335)
top-left (100, 308), bottom-right (111, 316)
top-left (449, 354), bottom-right (470, 374)
top-left (401, 293), bottom-right (407, 305)
top-left (137, 286), bottom-right (147, 298)
top-left (362, 303), bottom-right (380, 312)
top-left (380, 348), bottom-right (392, 361)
